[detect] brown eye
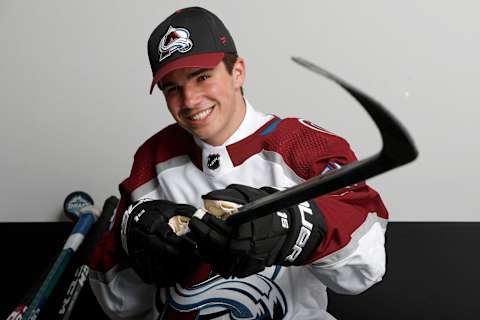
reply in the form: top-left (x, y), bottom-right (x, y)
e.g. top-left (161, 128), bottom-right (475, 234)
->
top-left (198, 74), bottom-right (210, 82)
top-left (163, 85), bottom-right (179, 95)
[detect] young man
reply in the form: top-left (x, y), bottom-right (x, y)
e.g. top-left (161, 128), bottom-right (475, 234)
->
top-left (89, 7), bottom-right (389, 320)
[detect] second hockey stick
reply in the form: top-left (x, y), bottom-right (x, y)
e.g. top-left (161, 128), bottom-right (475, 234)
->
top-left (55, 195), bottom-right (119, 320)
top-left (228, 57), bottom-right (418, 225)
top-left (22, 201), bottom-right (100, 320)
top-left (4, 192), bottom-right (95, 320)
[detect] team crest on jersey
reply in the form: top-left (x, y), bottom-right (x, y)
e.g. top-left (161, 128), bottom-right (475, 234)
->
top-left (158, 26), bottom-right (193, 62)
top-left (165, 266), bottom-right (288, 319)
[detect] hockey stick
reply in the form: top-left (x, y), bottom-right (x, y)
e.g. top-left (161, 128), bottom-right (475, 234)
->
top-left (55, 195), bottom-right (118, 320)
top-left (4, 192), bottom-right (95, 320)
top-left (228, 57), bottom-right (418, 225)
top-left (21, 194), bottom-right (101, 320)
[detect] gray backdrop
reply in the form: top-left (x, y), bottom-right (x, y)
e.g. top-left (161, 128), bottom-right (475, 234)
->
top-left (1, 0), bottom-right (478, 221)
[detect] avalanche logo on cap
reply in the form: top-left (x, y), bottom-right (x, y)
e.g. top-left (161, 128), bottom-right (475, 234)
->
top-left (158, 26), bottom-right (193, 62)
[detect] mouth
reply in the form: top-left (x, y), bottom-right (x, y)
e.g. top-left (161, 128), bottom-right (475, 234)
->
top-left (186, 106), bottom-right (214, 122)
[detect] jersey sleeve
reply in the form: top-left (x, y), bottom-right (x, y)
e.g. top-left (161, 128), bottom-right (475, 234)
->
top-left (88, 187), bottom-right (159, 319)
top-left (88, 124), bottom-right (197, 318)
top-left (267, 118), bottom-right (389, 294)
top-left (88, 138), bottom-right (162, 319)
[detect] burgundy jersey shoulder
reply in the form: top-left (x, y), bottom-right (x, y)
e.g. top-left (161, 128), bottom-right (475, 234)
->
top-left (262, 117), bottom-right (358, 179)
top-left (135, 122), bottom-right (194, 163)
top-left (121, 123), bottom-right (196, 194)
top-left (89, 124), bottom-right (196, 273)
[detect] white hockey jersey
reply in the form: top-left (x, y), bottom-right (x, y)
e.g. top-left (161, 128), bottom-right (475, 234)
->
top-left (89, 102), bottom-right (389, 320)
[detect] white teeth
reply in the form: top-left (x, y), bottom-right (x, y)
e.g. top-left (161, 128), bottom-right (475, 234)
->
top-left (191, 108), bottom-right (212, 121)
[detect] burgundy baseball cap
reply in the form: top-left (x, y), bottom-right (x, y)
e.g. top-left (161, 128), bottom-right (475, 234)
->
top-left (148, 7), bottom-right (237, 94)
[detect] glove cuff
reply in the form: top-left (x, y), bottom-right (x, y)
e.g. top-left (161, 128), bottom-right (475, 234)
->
top-left (120, 198), bottom-right (154, 255)
top-left (279, 200), bottom-right (325, 265)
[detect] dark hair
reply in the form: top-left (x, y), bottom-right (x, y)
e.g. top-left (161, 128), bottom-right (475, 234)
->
top-left (222, 53), bottom-right (238, 74)
top-left (222, 53), bottom-right (244, 95)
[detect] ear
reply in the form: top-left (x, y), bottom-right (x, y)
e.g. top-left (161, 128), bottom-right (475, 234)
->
top-left (232, 57), bottom-right (246, 90)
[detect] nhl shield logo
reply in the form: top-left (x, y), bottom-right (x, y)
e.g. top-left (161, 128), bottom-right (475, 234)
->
top-left (158, 26), bottom-right (193, 62)
top-left (207, 154), bottom-right (220, 170)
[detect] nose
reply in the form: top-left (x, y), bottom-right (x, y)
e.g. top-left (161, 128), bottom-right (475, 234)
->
top-left (182, 83), bottom-right (202, 108)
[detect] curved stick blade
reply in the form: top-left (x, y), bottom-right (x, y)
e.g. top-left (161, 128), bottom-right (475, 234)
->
top-left (228, 57), bottom-right (418, 225)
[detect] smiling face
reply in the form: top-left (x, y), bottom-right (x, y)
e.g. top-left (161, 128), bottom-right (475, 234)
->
top-left (159, 57), bottom-right (246, 146)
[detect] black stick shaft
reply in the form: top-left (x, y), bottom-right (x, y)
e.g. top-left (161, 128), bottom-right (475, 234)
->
top-left (228, 57), bottom-right (418, 225)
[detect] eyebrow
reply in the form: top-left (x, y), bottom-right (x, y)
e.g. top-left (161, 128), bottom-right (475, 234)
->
top-left (160, 68), bottom-right (212, 90)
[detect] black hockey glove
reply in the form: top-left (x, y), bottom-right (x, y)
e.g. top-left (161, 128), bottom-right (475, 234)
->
top-left (188, 184), bottom-right (326, 278)
top-left (121, 199), bottom-right (200, 286)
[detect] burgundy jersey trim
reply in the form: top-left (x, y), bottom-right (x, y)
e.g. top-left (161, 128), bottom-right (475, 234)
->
top-left (120, 124), bottom-right (201, 195)
top-left (227, 116), bottom-right (281, 167)
top-left (228, 117), bottom-right (352, 180)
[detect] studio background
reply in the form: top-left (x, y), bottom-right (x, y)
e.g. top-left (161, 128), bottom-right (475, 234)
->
top-left (1, 0), bottom-right (478, 222)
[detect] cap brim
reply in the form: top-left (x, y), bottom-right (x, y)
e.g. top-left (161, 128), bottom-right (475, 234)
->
top-left (149, 52), bottom-right (225, 94)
